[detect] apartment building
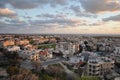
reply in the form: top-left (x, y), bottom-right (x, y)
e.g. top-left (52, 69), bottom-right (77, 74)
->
top-left (87, 57), bottom-right (114, 77)
top-left (115, 47), bottom-right (120, 54)
top-left (56, 42), bottom-right (76, 55)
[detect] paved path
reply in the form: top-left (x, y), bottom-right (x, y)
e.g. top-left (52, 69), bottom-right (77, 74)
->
top-left (60, 63), bottom-right (73, 74)
top-left (60, 62), bottom-right (80, 79)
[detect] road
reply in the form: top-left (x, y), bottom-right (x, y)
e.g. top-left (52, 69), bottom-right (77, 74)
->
top-left (41, 57), bottom-right (65, 67)
top-left (60, 63), bottom-right (80, 79)
top-left (41, 55), bottom-right (81, 67)
top-left (41, 57), bottom-right (80, 79)
top-left (60, 62), bottom-right (74, 74)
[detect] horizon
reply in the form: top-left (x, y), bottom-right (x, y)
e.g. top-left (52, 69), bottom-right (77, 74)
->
top-left (0, 33), bottom-right (120, 36)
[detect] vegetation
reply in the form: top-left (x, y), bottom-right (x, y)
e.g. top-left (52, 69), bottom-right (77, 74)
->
top-left (7, 66), bottom-right (39, 80)
top-left (38, 44), bottom-right (56, 49)
top-left (81, 76), bottom-right (101, 80)
top-left (7, 66), bottom-right (19, 76)
top-left (0, 49), bottom-right (23, 68)
top-left (32, 63), bottom-right (69, 80)
top-left (4, 51), bottom-right (23, 66)
top-left (32, 60), bottom-right (41, 70)
top-left (30, 40), bottom-right (35, 45)
top-left (46, 64), bottom-right (67, 80)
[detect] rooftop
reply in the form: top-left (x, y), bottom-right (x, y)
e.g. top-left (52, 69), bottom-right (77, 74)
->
top-left (88, 57), bottom-right (114, 64)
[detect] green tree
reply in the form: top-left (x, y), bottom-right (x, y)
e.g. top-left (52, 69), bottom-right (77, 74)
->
top-left (42, 75), bottom-right (53, 80)
top-left (7, 66), bottom-right (19, 76)
top-left (10, 68), bottom-right (39, 80)
top-left (81, 76), bottom-right (101, 80)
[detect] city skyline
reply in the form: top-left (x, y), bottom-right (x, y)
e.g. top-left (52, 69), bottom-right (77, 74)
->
top-left (0, 0), bottom-right (120, 34)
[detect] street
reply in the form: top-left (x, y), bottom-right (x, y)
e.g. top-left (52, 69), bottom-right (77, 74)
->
top-left (41, 57), bottom-right (65, 67)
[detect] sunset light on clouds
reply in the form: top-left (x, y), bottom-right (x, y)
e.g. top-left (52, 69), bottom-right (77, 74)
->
top-left (0, 0), bottom-right (120, 34)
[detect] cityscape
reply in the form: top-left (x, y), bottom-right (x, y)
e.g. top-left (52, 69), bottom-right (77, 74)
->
top-left (0, 0), bottom-right (120, 80)
top-left (0, 34), bottom-right (120, 80)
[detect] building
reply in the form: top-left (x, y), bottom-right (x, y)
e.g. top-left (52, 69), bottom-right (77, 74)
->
top-left (87, 57), bottom-right (114, 77)
top-left (68, 43), bottom-right (76, 54)
top-left (49, 38), bottom-right (57, 43)
top-left (39, 49), bottom-right (53, 59)
top-left (0, 40), bottom-right (15, 47)
top-left (5, 46), bottom-right (20, 52)
top-left (18, 50), bottom-right (39, 61)
top-left (56, 42), bottom-right (76, 56)
top-left (15, 39), bottom-right (29, 45)
top-left (114, 47), bottom-right (120, 54)
top-left (69, 56), bottom-right (84, 64)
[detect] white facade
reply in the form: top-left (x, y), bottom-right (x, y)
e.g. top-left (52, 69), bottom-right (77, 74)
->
top-left (114, 47), bottom-right (120, 54)
top-left (6, 46), bottom-right (20, 51)
top-left (68, 43), bottom-right (76, 54)
top-left (18, 50), bottom-right (39, 61)
top-left (56, 42), bottom-right (76, 55)
top-left (69, 56), bottom-right (84, 64)
top-left (47, 53), bottom-right (53, 58)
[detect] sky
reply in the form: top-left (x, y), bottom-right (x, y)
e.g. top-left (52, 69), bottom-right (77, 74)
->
top-left (0, 0), bottom-right (120, 34)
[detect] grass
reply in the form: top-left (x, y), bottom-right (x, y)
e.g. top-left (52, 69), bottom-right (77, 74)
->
top-left (81, 76), bottom-right (101, 80)
top-left (38, 44), bottom-right (56, 49)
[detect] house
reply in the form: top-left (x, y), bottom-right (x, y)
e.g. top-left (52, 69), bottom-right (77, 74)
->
top-left (15, 39), bottom-right (29, 45)
top-left (39, 49), bottom-right (53, 59)
top-left (0, 39), bottom-right (15, 47)
top-left (18, 50), bottom-right (39, 61)
top-left (5, 46), bottom-right (20, 52)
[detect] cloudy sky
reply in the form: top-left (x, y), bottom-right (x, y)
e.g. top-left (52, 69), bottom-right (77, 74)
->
top-left (0, 0), bottom-right (120, 34)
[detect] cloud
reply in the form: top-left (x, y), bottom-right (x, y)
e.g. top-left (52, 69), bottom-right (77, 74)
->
top-left (103, 14), bottom-right (120, 21)
top-left (23, 16), bottom-right (31, 19)
top-left (5, 19), bottom-right (26, 24)
top-left (49, 0), bottom-right (67, 7)
top-left (36, 13), bottom-right (66, 19)
top-left (89, 22), bottom-right (104, 26)
top-left (0, 19), bottom-right (29, 34)
top-left (70, 4), bottom-right (97, 18)
top-left (0, 21), bottom-right (10, 28)
top-left (30, 18), bottom-right (85, 27)
top-left (0, 8), bottom-right (17, 18)
top-left (0, 0), bottom-right (68, 9)
top-left (8, 0), bottom-right (40, 9)
top-left (76, 12), bottom-right (97, 18)
top-left (0, 0), bottom-right (41, 9)
top-left (37, 14), bottom-right (55, 18)
top-left (80, 0), bottom-right (120, 13)
top-left (0, 0), bottom-right (7, 8)
top-left (70, 5), bottom-right (81, 13)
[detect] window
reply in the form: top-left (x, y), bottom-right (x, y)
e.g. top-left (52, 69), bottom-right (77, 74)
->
top-left (93, 70), bottom-right (95, 73)
top-left (89, 73), bottom-right (91, 75)
top-left (89, 65), bottom-right (92, 67)
top-left (93, 66), bottom-right (96, 68)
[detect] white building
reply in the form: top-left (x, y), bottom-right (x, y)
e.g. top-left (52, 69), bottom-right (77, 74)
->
top-left (18, 50), bottom-right (39, 61)
top-left (87, 57), bottom-right (114, 77)
top-left (56, 42), bottom-right (76, 56)
top-left (68, 43), bottom-right (76, 54)
top-left (114, 47), bottom-right (120, 54)
top-left (6, 46), bottom-right (20, 51)
top-left (69, 56), bottom-right (84, 64)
